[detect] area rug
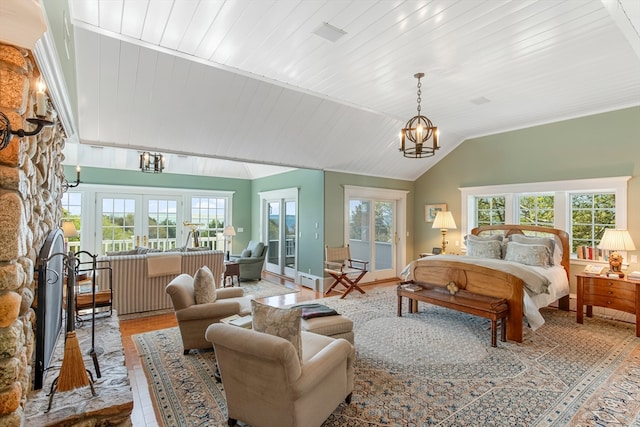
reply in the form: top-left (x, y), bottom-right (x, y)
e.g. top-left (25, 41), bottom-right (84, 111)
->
top-left (133, 287), bottom-right (640, 426)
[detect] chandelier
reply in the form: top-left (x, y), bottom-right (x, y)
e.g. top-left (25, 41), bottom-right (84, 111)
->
top-left (139, 152), bottom-right (164, 173)
top-left (399, 73), bottom-right (439, 158)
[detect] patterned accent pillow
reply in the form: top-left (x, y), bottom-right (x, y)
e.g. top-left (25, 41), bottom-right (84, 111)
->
top-left (251, 300), bottom-right (302, 362)
top-left (193, 266), bottom-right (217, 304)
top-left (465, 239), bottom-right (503, 259)
top-left (504, 241), bottom-right (551, 267)
top-left (509, 234), bottom-right (555, 265)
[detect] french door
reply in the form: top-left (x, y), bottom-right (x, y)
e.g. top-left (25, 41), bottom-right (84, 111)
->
top-left (96, 194), bottom-right (181, 255)
top-left (344, 186), bottom-right (408, 282)
top-left (260, 188), bottom-right (298, 278)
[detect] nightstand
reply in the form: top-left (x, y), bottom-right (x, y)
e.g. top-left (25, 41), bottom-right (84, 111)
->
top-left (576, 273), bottom-right (640, 337)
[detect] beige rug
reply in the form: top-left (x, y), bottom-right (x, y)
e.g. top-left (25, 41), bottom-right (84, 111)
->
top-left (133, 287), bottom-right (640, 426)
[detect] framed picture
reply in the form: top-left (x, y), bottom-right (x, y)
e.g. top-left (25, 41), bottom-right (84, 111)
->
top-left (432, 247), bottom-right (442, 255)
top-left (425, 203), bottom-right (447, 222)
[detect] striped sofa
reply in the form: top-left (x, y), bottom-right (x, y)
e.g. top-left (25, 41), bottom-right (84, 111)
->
top-left (96, 250), bottom-right (224, 315)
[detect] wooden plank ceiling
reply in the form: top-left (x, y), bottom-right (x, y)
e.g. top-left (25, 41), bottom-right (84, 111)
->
top-left (65, 0), bottom-right (640, 180)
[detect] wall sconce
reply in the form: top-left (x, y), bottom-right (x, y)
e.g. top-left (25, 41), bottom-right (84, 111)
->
top-left (0, 112), bottom-right (54, 151)
top-left (139, 152), bottom-right (165, 173)
top-left (63, 166), bottom-right (81, 192)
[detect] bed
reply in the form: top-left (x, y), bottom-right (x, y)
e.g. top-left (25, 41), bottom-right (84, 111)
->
top-left (405, 224), bottom-right (571, 343)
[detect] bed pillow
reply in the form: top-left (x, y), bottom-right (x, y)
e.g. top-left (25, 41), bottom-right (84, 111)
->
top-left (193, 266), bottom-right (217, 304)
top-left (465, 234), bottom-right (503, 242)
top-left (504, 241), bottom-right (551, 267)
top-left (509, 234), bottom-right (555, 264)
top-left (252, 300), bottom-right (303, 362)
top-left (465, 239), bottom-right (503, 259)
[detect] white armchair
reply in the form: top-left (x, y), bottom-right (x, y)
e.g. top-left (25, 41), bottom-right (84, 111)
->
top-left (205, 323), bottom-right (355, 427)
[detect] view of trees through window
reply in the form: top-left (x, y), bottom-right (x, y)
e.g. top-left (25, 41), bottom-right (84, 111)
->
top-left (519, 194), bottom-right (554, 227)
top-left (61, 192), bottom-right (82, 252)
top-left (571, 193), bottom-right (615, 253)
top-left (475, 196), bottom-right (505, 226)
top-left (349, 200), bottom-right (393, 243)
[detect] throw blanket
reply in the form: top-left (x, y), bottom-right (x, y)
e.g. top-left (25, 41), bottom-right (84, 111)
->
top-left (146, 253), bottom-right (182, 278)
top-left (407, 254), bottom-right (551, 296)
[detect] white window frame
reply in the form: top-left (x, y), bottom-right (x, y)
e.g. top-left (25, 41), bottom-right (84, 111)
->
top-left (67, 184), bottom-right (234, 255)
top-left (460, 176), bottom-right (631, 259)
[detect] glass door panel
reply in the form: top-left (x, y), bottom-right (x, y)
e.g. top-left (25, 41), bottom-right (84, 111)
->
top-left (99, 196), bottom-right (139, 254)
top-left (284, 200), bottom-right (297, 277)
top-left (266, 201), bottom-right (281, 273)
top-left (348, 198), bottom-right (396, 281)
top-left (146, 198), bottom-right (179, 251)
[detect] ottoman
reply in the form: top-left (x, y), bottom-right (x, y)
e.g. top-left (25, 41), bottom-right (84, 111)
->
top-left (301, 315), bottom-right (354, 344)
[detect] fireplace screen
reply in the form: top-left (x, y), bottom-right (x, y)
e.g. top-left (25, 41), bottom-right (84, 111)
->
top-left (34, 228), bottom-right (65, 390)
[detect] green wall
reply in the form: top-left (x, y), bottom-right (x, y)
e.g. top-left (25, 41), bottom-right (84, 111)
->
top-left (414, 106), bottom-right (640, 279)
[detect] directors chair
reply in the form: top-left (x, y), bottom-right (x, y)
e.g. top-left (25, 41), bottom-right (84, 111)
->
top-left (324, 245), bottom-right (368, 299)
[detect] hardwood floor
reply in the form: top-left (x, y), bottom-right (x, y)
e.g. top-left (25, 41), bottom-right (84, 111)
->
top-left (119, 273), bottom-right (397, 426)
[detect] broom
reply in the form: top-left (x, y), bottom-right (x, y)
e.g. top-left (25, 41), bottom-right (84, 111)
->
top-left (56, 251), bottom-right (91, 392)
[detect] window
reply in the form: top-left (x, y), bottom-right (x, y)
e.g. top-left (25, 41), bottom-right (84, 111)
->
top-left (460, 177), bottom-right (630, 258)
top-left (475, 196), bottom-right (505, 226)
top-left (190, 197), bottom-right (227, 250)
top-left (518, 194), bottom-right (554, 227)
top-left (570, 192), bottom-right (615, 253)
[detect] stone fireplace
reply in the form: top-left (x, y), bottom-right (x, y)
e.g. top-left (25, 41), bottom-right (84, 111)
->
top-left (0, 43), bottom-right (132, 426)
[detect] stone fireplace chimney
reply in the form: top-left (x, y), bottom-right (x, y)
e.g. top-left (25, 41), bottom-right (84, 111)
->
top-left (0, 43), bottom-right (66, 426)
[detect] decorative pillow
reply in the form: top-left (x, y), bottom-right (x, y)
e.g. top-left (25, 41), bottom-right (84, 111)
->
top-left (251, 300), bottom-right (302, 362)
top-left (193, 266), bottom-right (216, 304)
top-left (504, 241), bottom-right (551, 267)
top-left (240, 249), bottom-right (252, 258)
top-left (251, 242), bottom-right (265, 258)
top-left (465, 239), bottom-right (502, 259)
top-left (509, 234), bottom-right (555, 264)
top-left (464, 234), bottom-right (503, 242)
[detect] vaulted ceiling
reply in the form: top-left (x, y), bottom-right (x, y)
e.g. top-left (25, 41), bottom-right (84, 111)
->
top-left (46, 0), bottom-right (640, 180)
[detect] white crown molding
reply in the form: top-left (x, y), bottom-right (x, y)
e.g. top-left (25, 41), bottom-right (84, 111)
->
top-left (33, 31), bottom-right (77, 139)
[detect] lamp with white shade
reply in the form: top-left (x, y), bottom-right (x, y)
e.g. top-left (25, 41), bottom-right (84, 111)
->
top-left (223, 225), bottom-right (236, 260)
top-left (62, 221), bottom-right (78, 253)
top-left (432, 211), bottom-right (457, 254)
top-left (597, 229), bottom-right (636, 278)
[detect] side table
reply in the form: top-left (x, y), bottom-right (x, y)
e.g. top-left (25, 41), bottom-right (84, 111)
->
top-left (223, 262), bottom-right (240, 287)
top-left (576, 273), bottom-right (639, 337)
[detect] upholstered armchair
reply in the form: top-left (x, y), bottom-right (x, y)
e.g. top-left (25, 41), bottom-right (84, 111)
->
top-left (165, 274), bottom-right (253, 354)
top-left (205, 324), bottom-right (355, 427)
top-left (229, 240), bottom-right (268, 281)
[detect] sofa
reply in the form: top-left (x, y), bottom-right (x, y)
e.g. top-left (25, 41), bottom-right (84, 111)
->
top-left (229, 240), bottom-right (268, 281)
top-left (95, 250), bottom-right (225, 315)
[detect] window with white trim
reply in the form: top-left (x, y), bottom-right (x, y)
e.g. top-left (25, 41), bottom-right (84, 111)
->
top-left (460, 177), bottom-right (630, 258)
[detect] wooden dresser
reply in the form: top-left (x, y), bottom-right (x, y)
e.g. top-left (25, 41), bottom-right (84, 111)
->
top-left (576, 273), bottom-right (640, 337)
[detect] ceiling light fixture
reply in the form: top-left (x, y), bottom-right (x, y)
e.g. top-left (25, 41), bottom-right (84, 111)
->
top-left (139, 152), bottom-right (164, 173)
top-left (400, 73), bottom-right (439, 158)
top-left (0, 112), bottom-right (54, 151)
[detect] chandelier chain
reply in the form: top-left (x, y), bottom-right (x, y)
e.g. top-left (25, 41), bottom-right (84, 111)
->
top-left (416, 79), bottom-right (422, 114)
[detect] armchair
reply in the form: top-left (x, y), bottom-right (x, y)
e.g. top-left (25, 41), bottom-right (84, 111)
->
top-left (229, 240), bottom-right (268, 281)
top-left (205, 323), bottom-right (354, 427)
top-left (165, 274), bottom-right (253, 354)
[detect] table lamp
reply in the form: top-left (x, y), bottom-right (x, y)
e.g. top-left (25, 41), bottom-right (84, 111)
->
top-left (432, 211), bottom-right (457, 254)
top-left (223, 225), bottom-right (236, 260)
top-left (62, 220), bottom-right (78, 253)
top-left (597, 229), bottom-right (636, 278)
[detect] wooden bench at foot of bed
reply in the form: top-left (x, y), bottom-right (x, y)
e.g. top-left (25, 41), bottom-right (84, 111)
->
top-left (397, 281), bottom-right (509, 347)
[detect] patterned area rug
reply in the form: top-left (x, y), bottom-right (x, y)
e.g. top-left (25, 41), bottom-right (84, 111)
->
top-left (133, 288), bottom-right (640, 426)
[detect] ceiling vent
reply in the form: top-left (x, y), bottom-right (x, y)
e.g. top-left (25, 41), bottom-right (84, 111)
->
top-left (313, 22), bottom-right (347, 42)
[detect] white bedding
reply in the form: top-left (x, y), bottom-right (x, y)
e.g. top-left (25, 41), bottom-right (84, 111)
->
top-left (524, 265), bottom-right (569, 330)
